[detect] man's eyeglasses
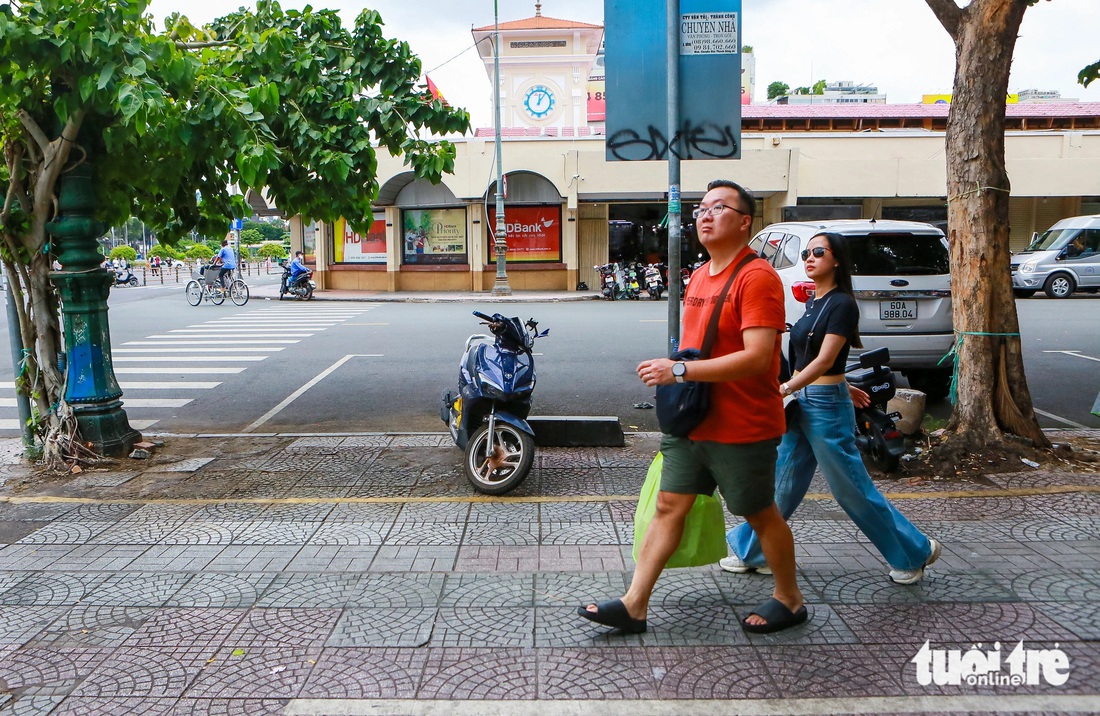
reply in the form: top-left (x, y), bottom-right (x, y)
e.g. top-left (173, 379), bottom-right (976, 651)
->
top-left (800, 246), bottom-right (831, 261)
top-left (691, 204), bottom-right (749, 220)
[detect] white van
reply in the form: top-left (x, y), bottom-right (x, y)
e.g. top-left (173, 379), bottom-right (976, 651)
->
top-left (1011, 214), bottom-right (1100, 298)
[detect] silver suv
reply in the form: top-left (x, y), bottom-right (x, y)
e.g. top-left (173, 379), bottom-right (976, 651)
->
top-left (749, 219), bottom-right (954, 399)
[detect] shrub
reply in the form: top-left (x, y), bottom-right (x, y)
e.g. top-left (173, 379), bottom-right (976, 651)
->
top-left (256, 243), bottom-right (288, 259)
top-left (109, 246), bottom-right (137, 261)
top-left (186, 245), bottom-right (215, 260)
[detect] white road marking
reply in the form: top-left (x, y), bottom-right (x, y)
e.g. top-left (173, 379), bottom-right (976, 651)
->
top-left (1042, 349), bottom-right (1100, 363)
top-left (1033, 407), bottom-right (1089, 429)
top-left (0, 397), bottom-right (190, 408)
top-left (113, 347), bottom-right (284, 353)
top-left (114, 368), bottom-right (244, 374)
top-left (114, 356), bottom-right (267, 362)
top-left (118, 398), bottom-right (193, 408)
top-left (155, 332), bottom-right (314, 337)
top-left (244, 354), bottom-right (381, 432)
top-left (124, 340), bottom-right (300, 345)
top-left (119, 382), bottom-right (221, 389)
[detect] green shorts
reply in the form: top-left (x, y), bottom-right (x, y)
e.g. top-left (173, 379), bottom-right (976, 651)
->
top-left (659, 435), bottom-right (779, 517)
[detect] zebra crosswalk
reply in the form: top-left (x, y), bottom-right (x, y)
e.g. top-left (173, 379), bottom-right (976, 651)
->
top-left (0, 304), bottom-right (380, 433)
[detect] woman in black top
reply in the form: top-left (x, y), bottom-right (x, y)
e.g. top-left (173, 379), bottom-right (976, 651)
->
top-left (726, 232), bottom-right (941, 584)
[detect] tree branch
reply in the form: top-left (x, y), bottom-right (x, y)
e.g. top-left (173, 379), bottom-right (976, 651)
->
top-left (17, 111), bottom-right (50, 155)
top-left (925, 0), bottom-right (964, 41)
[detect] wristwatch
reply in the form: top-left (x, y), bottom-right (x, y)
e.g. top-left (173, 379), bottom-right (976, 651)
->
top-left (781, 382), bottom-right (792, 396)
top-left (672, 362), bottom-right (688, 383)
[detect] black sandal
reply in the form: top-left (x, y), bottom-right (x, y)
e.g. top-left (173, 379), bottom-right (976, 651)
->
top-left (576, 598), bottom-right (647, 634)
top-left (740, 597), bottom-right (809, 634)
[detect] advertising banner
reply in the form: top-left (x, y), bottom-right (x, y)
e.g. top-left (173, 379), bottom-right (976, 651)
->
top-left (587, 42), bottom-right (606, 123)
top-left (303, 222), bottom-right (317, 263)
top-left (334, 214), bottom-right (386, 263)
top-left (489, 206), bottom-right (562, 263)
top-left (606, 0), bottom-right (742, 161)
top-left (402, 208), bottom-right (467, 265)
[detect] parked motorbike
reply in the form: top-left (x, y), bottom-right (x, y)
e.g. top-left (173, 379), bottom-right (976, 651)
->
top-left (643, 263), bottom-right (665, 300)
top-left (622, 263), bottom-right (642, 300)
top-left (112, 267), bottom-right (139, 287)
top-left (594, 263), bottom-right (621, 300)
top-left (440, 311), bottom-right (549, 495)
top-left (279, 260), bottom-right (315, 301)
top-left (845, 346), bottom-right (905, 472)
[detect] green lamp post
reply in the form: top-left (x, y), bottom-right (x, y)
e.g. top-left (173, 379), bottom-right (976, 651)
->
top-left (46, 162), bottom-right (141, 456)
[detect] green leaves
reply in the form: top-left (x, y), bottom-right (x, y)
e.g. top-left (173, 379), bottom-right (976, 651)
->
top-left (1080, 60), bottom-right (1100, 88)
top-left (2, 0), bottom-right (469, 244)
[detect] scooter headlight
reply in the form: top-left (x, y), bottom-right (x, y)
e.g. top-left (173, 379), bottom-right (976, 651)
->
top-left (479, 377), bottom-right (506, 399)
top-left (1019, 261), bottom-right (1037, 273)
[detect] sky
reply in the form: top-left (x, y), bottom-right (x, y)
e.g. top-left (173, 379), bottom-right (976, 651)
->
top-left (146, 0), bottom-right (1100, 129)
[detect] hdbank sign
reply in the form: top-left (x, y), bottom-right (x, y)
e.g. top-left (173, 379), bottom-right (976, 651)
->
top-left (605, 0), bottom-right (742, 161)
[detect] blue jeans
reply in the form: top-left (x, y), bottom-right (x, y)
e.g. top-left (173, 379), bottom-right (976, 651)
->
top-left (726, 383), bottom-right (931, 571)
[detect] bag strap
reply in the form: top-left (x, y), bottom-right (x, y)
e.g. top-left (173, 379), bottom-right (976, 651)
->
top-left (700, 252), bottom-right (760, 359)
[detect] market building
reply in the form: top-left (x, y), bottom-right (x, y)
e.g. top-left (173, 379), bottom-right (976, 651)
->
top-left (270, 7), bottom-right (1100, 294)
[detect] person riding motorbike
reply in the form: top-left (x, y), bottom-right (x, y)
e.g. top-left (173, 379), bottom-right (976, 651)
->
top-left (288, 251), bottom-right (309, 289)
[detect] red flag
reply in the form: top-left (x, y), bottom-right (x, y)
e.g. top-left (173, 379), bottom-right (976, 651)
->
top-left (426, 75), bottom-right (448, 106)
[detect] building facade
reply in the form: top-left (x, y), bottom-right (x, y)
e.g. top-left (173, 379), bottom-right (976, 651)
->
top-left (281, 10), bottom-right (1100, 294)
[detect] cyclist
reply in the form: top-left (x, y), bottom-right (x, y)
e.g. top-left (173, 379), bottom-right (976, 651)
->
top-left (211, 238), bottom-right (237, 288)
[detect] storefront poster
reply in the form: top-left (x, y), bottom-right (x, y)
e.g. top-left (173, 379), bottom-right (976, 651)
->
top-left (489, 206), bottom-right (562, 262)
top-left (402, 208), bottom-right (467, 264)
top-left (335, 214), bottom-right (386, 263)
top-left (303, 222), bottom-right (317, 263)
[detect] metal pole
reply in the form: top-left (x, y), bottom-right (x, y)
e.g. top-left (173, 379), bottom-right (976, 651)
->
top-left (490, 0), bottom-right (512, 295)
top-left (666, 0), bottom-right (682, 356)
top-left (3, 266), bottom-right (34, 448)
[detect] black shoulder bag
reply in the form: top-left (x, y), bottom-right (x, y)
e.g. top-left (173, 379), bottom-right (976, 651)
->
top-left (656, 253), bottom-right (760, 437)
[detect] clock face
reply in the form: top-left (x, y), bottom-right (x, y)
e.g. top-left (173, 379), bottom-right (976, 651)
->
top-left (523, 84), bottom-right (556, 119)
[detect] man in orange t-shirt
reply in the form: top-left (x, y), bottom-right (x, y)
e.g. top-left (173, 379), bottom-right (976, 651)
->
top-left (579, 180), bottom-right (807, 636)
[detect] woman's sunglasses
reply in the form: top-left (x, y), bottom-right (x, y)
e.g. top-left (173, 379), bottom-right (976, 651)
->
top-left (800, 247), bottom-right (831, 261)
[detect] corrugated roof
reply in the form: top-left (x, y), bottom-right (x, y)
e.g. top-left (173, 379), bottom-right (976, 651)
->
top-left (742, 102), bottom-right (1100, 119)
top-left (473, 15), bottom-right (602, 32)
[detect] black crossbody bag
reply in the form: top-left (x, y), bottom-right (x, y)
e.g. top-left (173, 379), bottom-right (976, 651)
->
top-left (656, 253), bottom-right (760, 437)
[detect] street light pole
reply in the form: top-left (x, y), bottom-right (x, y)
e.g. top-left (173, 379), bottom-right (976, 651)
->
top-left (490, 0), bottom-right (512, 296)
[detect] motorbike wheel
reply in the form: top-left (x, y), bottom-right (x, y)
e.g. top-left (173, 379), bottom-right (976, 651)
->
top-left (463, 422), bottom-right (535, 495)
top-left (229, 279), bottom-right (249, 306)
top-left (128, 276), bottom-right (139, 286)
top-left (301, 285), bottom-right (314, 301)
top-left (649, 288), bottom-right (662, 300)
top-left (867, 422), bottom-right (901, 473)
top-left (185, 281), bottom-right (203, 306)
top-left (609, 286), bottom-right (617, 301)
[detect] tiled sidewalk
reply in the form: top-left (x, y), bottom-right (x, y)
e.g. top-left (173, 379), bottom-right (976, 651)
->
top-left (0, 433), bottom-right (1096, 715)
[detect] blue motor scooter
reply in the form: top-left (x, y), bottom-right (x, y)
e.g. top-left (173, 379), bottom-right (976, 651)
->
top-left (441, 311), bottom-right (548, 495)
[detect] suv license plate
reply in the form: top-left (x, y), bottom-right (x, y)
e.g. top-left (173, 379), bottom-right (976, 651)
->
top-left (880, 300), bottom-right (917, 320)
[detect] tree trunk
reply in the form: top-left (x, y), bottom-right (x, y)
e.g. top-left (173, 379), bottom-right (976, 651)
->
top-left (936, 0), bottom-right (1049, 455)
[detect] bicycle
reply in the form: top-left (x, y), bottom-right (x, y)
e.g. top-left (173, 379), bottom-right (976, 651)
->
top-left (185, 266), bottom-right (249, 306)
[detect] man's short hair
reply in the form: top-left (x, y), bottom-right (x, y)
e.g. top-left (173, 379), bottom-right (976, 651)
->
top-left (706, 179), bottom-right (756, 218)
top-left (221, 239), bottom-right (229, 246)
top-left (295, 251), bottom-right (303, 257)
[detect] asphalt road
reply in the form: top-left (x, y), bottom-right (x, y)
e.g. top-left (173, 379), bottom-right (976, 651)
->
top-left (1, 278), bottom-right (1097, 435)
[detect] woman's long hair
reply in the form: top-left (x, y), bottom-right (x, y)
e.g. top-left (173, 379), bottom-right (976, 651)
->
top-left (812, 232), bottom-right (863, 348)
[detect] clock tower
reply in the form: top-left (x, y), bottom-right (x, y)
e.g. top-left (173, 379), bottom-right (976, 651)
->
top-left (473, 3), bottom-right (603, 129)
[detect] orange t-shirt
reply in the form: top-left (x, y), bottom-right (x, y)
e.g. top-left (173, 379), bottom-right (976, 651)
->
top-left (680, 247), bottom-right (786, 444)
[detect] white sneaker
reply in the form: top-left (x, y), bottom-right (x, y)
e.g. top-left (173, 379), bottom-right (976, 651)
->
top-left (889, 538), bottom-right (942, 585)
top-left (719, 556), bottom-right (772, 575)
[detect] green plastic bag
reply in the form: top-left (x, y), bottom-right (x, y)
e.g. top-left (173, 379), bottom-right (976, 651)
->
top-left (632, 452), bottom-right (727, 568)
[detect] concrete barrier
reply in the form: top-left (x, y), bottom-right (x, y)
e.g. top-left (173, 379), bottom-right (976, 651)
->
top-left (528, 416), bottom-right (625, 447)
